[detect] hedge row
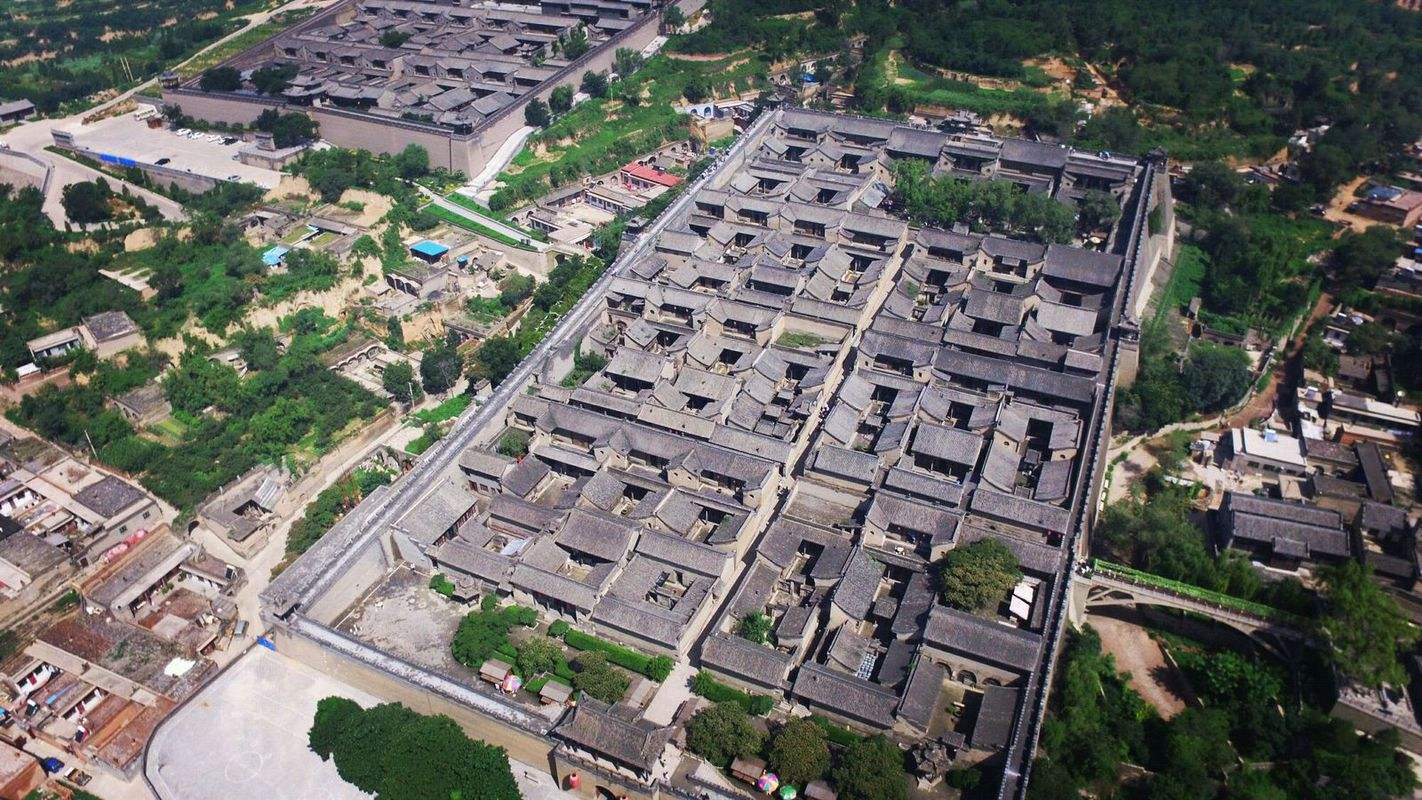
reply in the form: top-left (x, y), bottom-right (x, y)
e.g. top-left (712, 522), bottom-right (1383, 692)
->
top-left (560, 629), bottom-right (674, 682)
top-left (690, 669), bottom-right (774, 715)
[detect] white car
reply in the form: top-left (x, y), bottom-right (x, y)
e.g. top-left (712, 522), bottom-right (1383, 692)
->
top-left (206, 134), bottom-right (221, 143)
top-left (176, 128), bottom-right (191, 137)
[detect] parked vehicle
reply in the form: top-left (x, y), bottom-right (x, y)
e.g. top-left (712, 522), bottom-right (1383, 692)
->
top-left (41, 757), bottom-right (64, 774)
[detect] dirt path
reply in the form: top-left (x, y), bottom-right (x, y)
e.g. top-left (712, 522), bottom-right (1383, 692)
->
top-left (1089, 615), bottom-right (1190, 718)
top-left (1323, 175), bottom-right (1378, 233)
top-left (1224, 290), bottom-right (1332, 429)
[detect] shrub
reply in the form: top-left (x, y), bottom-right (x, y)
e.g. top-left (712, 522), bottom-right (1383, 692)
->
top-left (429, 573), bottom-right (455, 597)
top-left (573, 651), bottom-right (628, 703)
top-left (450, 602), bottom-right (537, 667)
top-left (548, 619), bottom-right (569, 638)
top-left (645, 655), bottom-right (674, 682)
top-left (515, 636), bottom-right (566, 677)
top-left (563, 629), bottom-right (667, 681)
top-left (690, 670), bottom-right (774, 715)
top-left (497, 429), bottom-right (530, 458)
top-left (738, 611), bottom-right (773, 644)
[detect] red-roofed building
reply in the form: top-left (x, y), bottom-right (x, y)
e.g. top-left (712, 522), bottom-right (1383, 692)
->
top-left (620, 161), bottom-right (682, 192)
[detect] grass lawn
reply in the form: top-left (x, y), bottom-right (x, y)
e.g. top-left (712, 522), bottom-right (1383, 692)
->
top-left (423, 204), bottom-right (538, 251)
top-left (411, 394), bottom-right (472, 425)
top-left (280, 226), bottom-right (315, 245)
top-left (1153, 243), bottom-right (1208, 327)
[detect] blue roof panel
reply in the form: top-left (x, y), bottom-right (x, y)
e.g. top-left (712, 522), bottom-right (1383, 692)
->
top-left (262, 245), bottom-right (290, 266)
top-left (410, 240), bottom-right (449, 257)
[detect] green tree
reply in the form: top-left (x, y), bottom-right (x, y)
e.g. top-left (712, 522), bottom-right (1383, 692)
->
top-left (234, 328), bottom-right (279, 372)
top-left (515, 635), bottom-right (564, 677)
top-left (255, 109), bottom-right (318, 148)
top-left (61, 179), bottom-right (114, 225)
top-left (550, 85), bottom-right (574, 113)
top-left (573, 651), bottom-right (628, 703)
top-left (767, 717), bottom-right (830, 787)
top-left (379, 30), bottom-right (411, 48)
top-left (738, 611), bottom-right (772, 645)
top-left (472, 336), bottom-right (520, 386)
top-left (1347, 322), bottom-right (1395, 356)
top-left (1319, 561), bottom-right (1419, 689)
top-left (936, 539), bottom-right (1021, 614)
top-left (1179, 161), bottom-right (1243, 208)
top-left (683, 77), bottom-right (711, 103)
top-left (1333, 226), bottom-right (1404, 291)
top-left (580, 70), bottom-right (608, 98)
top-left (498, 273), bottom-right (535, 308)
top-left (524, 98), bottom-right (551, 128)
top-left (1181, 342), bottom-right (1251, 413)
top-left (386, 316), bottom-right (405, 350)
top-left (309, 696), bottom-right (363, 760)
top-left (613, 47), bottom-right (642, 78)
top-left (308, 699), bottom-right (521, 800)
top-left (419, 338), bottom-right (461, 394)
top-left (451, 604), bottom-right (533, 668)
top-left (832, 735), bottom-right (908, 800)
top-left (382, 360), bottom-right (421, 404)
top-left (686, 702), bottom-right (764, 768)
top-left (200, 66), bottom-right (241, 92)
top-left (1076, 190), bottom-right (1121, 233)
top-left (251, 64), bottom-right (297, 95)
top-left (1301, 332), bottom-right (1338, 376)
top-left (663, 5), bottom-right (686, 29)
top-left (562, 25), bottom-right (589, 58)
top-left (393, 144), bottom-right (430, 181)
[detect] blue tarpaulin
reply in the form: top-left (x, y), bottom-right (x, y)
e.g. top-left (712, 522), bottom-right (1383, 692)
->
top-left (256, 636), bottom-right (276, 651)
top-left (262, 245), bottom-right (290, 267)
top-left (409, 240), bottom-right (449, 261)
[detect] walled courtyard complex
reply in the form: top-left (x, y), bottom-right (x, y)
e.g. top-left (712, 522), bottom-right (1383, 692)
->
top-left (256, 107), bottom-right (1161, 800)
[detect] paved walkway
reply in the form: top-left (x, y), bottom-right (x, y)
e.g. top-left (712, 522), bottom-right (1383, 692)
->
top-left (643, 660), bottom-right (696, 725)
top-left (460, 124), bottom-right (535, 199)
top-left (149, 646), bottom-right (580, 800)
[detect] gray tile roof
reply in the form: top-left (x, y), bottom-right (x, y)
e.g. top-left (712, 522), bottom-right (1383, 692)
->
top-left (923, 605), bottom-right (1042, 673)
top-left (74, 475), bottom-right (149, 519)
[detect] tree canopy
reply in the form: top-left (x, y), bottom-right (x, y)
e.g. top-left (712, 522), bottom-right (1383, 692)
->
top-left (1318, 561), bottom-right (1419, 689)
top-left (767, 717), bottom-right (830, 787)
top-left (936, 539), bottom-right (1022, 614)
top-left (308, 698), bottom-right (521, 800)
top-left (420, 336), bottom-right (462, 394)
top-left (831, 735), bottom-right (908, 800)
top-left (686, 702), bottom-right (764, 768)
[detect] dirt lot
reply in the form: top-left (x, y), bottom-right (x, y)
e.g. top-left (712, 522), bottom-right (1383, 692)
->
top-left (335, 564), bottom-right (473, 680)
top-left (1089, 614), bottom-right (1191, 718)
